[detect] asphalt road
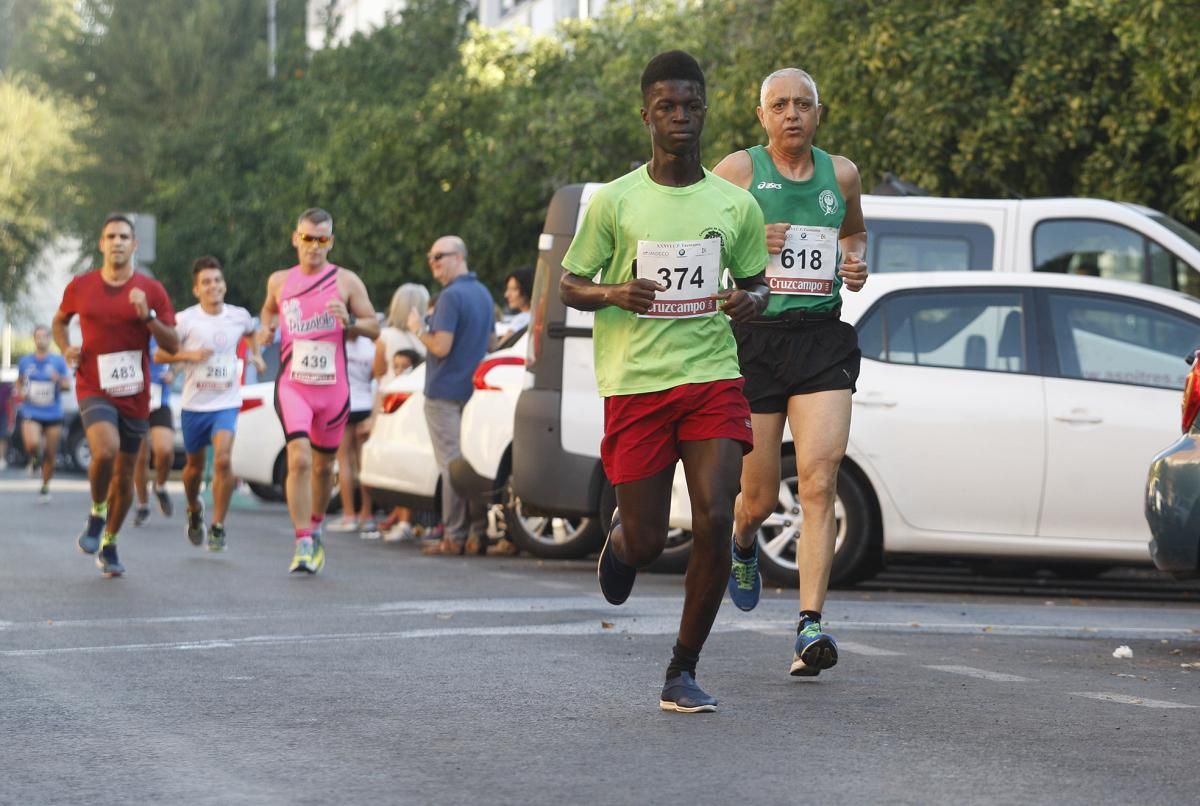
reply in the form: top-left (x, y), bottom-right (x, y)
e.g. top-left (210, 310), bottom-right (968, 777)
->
top-left (2, 473), bottom-right (1198, 806)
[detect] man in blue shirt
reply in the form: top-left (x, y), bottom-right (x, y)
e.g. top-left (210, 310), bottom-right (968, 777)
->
top-left (406, 235), bottom-right (495, 554)
top-left (17, 324), bottom-right (72, 503)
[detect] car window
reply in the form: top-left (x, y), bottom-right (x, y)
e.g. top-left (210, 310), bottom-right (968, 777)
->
top-left (1034, 219), bottom-right (1147, 283)
top-left (857, 290), bottom-right (1026, 372)
top-left (866, 220), bottom-right (994, 272)
top-left (1046, 291), bottom-right (1200, 389)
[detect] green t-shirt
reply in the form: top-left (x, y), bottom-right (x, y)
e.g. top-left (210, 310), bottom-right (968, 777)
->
top-left (563, 165), bottom-right (768, 397)
top-left (747, 145), bottom-right (846, 315)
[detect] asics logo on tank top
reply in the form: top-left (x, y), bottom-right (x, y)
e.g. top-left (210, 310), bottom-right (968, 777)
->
top-left (281, 298), bottom-right (336, 335)
top-left (757, 181), bottom-right (783, 190)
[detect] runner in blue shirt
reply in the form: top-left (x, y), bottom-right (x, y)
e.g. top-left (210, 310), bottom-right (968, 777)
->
top-left (17, 324), bottom-right (71, 503)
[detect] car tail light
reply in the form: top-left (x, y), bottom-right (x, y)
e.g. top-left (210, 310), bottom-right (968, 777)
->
top-left (1182, 350), bottom-right (1200, 432)
top-left (240, 398), bottom-right (264, 413)
top-left (381, 392), bottom-right (411, 414)
top-left (473, 356), bottom-right (525, 391)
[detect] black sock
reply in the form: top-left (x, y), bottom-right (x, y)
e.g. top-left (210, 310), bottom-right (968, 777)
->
top-left (799, 610), bottom-right (822, 631)
top-left (666, 640), bottom-right (700, 681)
top-left (733, 540), bottom-right (755, 561)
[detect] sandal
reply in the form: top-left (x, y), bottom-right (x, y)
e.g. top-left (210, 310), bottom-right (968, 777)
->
top-left (464, 534), bottom-right (489, 556)
top-left (490, 538), bottom-right (520, 556)
top-left (422, 538), bottom-right (465, 556)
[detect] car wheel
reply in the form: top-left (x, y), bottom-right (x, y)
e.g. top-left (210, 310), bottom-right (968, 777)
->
top-left (756, 459), bottom-right (880, 589)
top-left (67, 426), bottom-right (91, 472)
top-left (504, 478), bottom-right (603, 559)
top-left (596, 478), bottom-right (693, 573)
top-left (247, 482), bottom-right (284, 503)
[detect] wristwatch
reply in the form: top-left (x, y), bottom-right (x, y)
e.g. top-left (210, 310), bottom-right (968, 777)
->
top-left (346, 312), bottom-right (357, 328)
top-left (143, 309), bottom-right (157, 324)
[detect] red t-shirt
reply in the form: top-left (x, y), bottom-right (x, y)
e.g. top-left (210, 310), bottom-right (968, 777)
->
top-left (59, 270), bottom-right (176, 418)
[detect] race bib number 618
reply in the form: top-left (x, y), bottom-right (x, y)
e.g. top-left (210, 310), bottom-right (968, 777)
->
top-left (635, 237), bottom-right (721, 319)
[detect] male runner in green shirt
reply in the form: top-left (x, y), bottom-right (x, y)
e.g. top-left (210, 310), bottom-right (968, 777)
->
top-left (561, 50), bottom-right (769, 713)
top-left (713, 67), bottom-right (868, 676)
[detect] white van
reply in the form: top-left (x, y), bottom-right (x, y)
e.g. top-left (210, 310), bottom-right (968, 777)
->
top-left (512, 186), bottom-right (1200, 573)
top-left (862, 195), bottom-right (1200, 296)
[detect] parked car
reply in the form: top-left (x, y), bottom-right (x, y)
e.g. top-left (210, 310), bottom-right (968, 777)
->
top-left (1144, 350), bottom-right (1200, 578)
top-left (515, 187), bottom-right (1200, 585)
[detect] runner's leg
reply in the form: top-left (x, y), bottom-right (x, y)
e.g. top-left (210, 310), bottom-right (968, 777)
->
top-left (86, 421), bottom-right (120, 507)
top-left (611, 464), bottom-right (675, 567)
top-left (107, 447), bottom-right (141, 536)
top-left (182, 449), bottom-right (206, 512)
top-left (151, 425), bottom-right (173, 491)
top-left (733, 412), bottom-right (788, 550)
top-left (21, 419), bottom-right (41, 467)
top-left (678, 438), bottom-right (742, 649)
top-left (132, 436), bottom-right (150, 508)
top-left (210, 430), bottom-right (236, 526)
top-left (786, 389), bottom-right (852, 613)
top-left (42, 425), bottom-right (61, 488)
top-left (285, 438), bottom-right (314, 531)
top-left (311, 448), bottom-right (337, 523)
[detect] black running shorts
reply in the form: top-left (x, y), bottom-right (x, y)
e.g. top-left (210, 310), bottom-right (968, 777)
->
top-left (734, 316), bottom-right (861, 414)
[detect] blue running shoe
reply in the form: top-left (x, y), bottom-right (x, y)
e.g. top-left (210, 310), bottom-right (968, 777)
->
top-left (597, 509), bottom-right (635, 605)
top-left (77, 514), bottom-right (105, 554)
top-left (290, 538), bottom-right (314, 574)
top-left (659, 672), bottom-right (718, 713)
top-left (96, 544), bottom-right (125, 577)
top-left (790, 619), bottom-right (838, 677)
top-left (727, 540), bottom-right (761, 611)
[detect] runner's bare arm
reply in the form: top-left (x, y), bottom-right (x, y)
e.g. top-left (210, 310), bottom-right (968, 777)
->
top-left (343, 271), bottom-right (381, 340)
top-left (560, 272), bottom-right (664, 315)
top-left (714, 271), bottom-right (770, 322)
top-left (243, 333), bottom-right (267, 374)
top-left (711, 151), bottom-right (753, 190)
top-left (257, 271), bottom-right (284, 346)
top-left (834, 155), bottom-right (868, 292)
top-left (51, 308), bottom-right (79, 367)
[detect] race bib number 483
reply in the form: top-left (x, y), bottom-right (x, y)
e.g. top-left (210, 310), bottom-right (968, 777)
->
top-left (767, 225), bottom-right (839, 296)
top-left (636, 238), bottom-right (721, 319)
top-left (97, 350), bottom-right (144, 397)
top-left (291, 340), bottom-right (337, 385)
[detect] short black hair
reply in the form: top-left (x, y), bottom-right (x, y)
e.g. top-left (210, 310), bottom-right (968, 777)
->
top-left (393, 348), bottom-right (423, 369)
top-left (192, 255), bottom-right (222, 277)
top-left (102, 213), bottom-right (135, 235)
top-left (505, 266), bottom-right (534, 303)
top-left (640, 50), bottom-right (705, 97)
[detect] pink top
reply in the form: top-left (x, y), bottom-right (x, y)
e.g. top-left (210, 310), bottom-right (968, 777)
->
top-left (278, 264), bottom-right (348, 392)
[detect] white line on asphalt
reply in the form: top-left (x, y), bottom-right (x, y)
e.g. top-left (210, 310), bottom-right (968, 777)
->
top-left (926, 665), bottom-right (1034, 682)
top-left (838, 640), bottom-right (904, 657)
top-left (1070, 692), bottom-right (1197, 709)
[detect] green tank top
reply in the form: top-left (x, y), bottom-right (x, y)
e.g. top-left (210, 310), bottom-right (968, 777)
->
top-left (747, 145), bottom-right (845, 314)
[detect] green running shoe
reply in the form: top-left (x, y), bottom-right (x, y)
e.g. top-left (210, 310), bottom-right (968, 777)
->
top-left (290, 537), bottom-right (314, 574)
top-left (207, 523), bottom-right (226, 553)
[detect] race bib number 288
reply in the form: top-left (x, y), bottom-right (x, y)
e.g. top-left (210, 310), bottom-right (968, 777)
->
top-left (635, 237), bottom-right (721, 319)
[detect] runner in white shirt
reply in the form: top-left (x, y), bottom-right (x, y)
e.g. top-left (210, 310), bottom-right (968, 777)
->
top-left (155, 256), bottom-right (265, 551)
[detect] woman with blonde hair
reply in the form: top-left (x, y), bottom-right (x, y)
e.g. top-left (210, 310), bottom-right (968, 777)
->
top-left (367, 282), bottom-right (430, 542)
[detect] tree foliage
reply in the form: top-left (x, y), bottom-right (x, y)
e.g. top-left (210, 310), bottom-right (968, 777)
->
top-left (9, 0), bottom-right (1200, 314)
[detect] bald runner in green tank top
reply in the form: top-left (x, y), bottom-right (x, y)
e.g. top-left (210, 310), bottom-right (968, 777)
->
top-left (746, 144), bottom-right (845, 315)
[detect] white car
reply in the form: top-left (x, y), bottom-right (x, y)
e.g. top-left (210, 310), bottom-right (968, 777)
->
top-left (663, 271), bottom-right (1200, 584)
top-left (361, 331), bottom-right (594, 555)
top-left (229, 380), bottom-right (285, 500)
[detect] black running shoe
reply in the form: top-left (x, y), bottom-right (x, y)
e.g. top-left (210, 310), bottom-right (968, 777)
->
top-left (659, 672), bottom-right (718, 713)
top-left (186, 502), bottom-right (206, 546)
top-left (133, 506), bottom-right (151, 527)
top-left (597, 509), bottom-right (636, 606)
top-left (154, 485), bottom-right (173, 517)
top-left (77, 515), bottom-right (105, 554)
top-left (96, 544), bottom-right (125, 577)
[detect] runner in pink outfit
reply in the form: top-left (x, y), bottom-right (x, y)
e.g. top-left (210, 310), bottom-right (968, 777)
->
top-left (258, 208), bottom-right (379, 574)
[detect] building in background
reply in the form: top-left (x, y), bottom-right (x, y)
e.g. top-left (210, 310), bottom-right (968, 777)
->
top-left (307, 0), bottom-right (611, 45)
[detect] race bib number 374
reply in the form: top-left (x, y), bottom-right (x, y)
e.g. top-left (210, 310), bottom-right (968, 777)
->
top-left (635, 237), bottom-right (721, 319)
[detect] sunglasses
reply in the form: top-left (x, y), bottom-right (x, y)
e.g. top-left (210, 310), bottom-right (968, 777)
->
top-left (428, 251), bottom-right (458, 262)
top-left (297, 233), bottom-right (332, 245)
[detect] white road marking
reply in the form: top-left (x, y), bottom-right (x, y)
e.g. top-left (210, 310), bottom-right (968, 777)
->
top-left (1070, 692), bottom-right (1197, 709)
top-left (926, 665), bottom-right (1033, 683)
top-left (837, 640), bottom-right (904, 657)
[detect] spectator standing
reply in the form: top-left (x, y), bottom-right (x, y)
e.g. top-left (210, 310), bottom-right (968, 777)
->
top-left (499, 266), bottom-right (534, 341)
top-left (407, 236), bottom-right (494, 555)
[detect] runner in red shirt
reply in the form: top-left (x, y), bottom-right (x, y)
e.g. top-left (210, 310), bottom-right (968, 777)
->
top-left (52, 214), bottom-right (178, 577)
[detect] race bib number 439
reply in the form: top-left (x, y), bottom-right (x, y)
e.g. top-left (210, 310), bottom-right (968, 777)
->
top-left (636, 238), bottom-right (721, 319)
top-left (767, 225), bottom-right (839, 296)
top-left (291, 340), bottom-right (336, 385)
top-left (98, 350), bottom-right (144, 397)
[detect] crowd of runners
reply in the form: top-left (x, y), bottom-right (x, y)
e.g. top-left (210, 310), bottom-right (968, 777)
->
top-left (10, 52), bottom-right (867, 714)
